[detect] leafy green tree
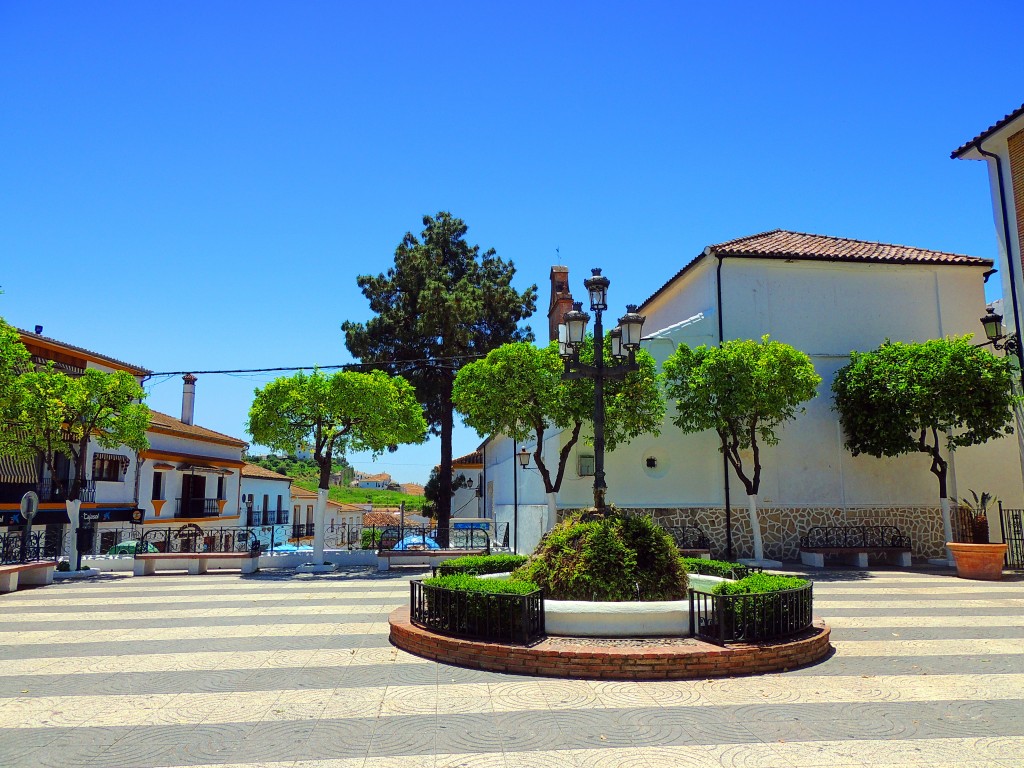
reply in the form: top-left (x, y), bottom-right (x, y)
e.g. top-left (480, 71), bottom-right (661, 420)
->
top-left (0, 317), bottom-right (31, 409)
top-left (1, 356), bottom-right (151, 568)
top-left (343, 212), bottom-right (537, 537)
top-left (423, 466), bottom-right (469, 518)
top-left (663, 335), bottom-right (821, 563)
top-left (832, 337), bottom-right (1017, 548)
top-left (247, 369), bottom-right (427, 562)
top-left (453, 339), bottom-right (665, 530)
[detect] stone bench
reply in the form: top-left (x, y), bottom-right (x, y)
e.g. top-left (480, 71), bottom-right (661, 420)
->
top-left (133, 552), bottom-right (259, 576)
top-left (0, 561), bottom-right (56, 593)
top-left (799, 525), bottom-right (912, 568)
top-left (377, 548), bottom-right (488, 572)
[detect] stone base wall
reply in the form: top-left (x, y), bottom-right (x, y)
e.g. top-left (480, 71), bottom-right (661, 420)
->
top-left (558, 506), bottom-right (949, 561)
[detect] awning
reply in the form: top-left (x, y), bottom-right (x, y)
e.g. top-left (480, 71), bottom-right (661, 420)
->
top-left (178, 464), bottom-right (233, 476)
top-left (0, 455), bottom-right (37, 484)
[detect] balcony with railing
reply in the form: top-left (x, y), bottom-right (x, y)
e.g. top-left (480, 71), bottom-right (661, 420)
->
top-left (175, 497), bottom-right (221, 518)
top-left (0, 478), bottom-right (94, 504)
top-left (246, 508), bottom-right (289, 526)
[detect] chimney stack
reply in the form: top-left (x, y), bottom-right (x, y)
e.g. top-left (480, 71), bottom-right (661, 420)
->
top-left (181, 374), bottom-right (197, 426)
top-left (547, 266), bottom-right (574, 342)
top-left (34, 325), bottom-right (43, 335)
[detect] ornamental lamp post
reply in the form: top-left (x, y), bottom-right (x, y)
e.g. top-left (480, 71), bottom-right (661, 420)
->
top-left (560, 268), bottom-right (646, 513)
top-left (979, 308), bottom-right (1020, 356)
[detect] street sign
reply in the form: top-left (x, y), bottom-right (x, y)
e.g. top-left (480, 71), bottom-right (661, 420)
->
top-left (20, 491), bottom-right (39, 523)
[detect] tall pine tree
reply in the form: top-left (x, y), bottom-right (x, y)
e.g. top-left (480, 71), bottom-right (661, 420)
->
top-left (343, 213), bottom-right (537, 537)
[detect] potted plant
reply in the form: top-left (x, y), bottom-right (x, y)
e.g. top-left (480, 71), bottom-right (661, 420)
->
top-left (947, 490), bottom-right (1007, 580)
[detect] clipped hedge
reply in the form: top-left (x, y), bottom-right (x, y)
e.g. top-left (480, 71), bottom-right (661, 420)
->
top-left (712, 573), bottom-right (809, 595)
top-left (513, 510), bottom-right (688, 601)
top-left (682, 557), bottom-right (761, 580)
top-left (436, 554), bottom-right (528, 577)
top-left (423, 573), bottom-right (539, 595)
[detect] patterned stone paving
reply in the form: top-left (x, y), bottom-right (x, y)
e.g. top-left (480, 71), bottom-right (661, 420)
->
top-left (0, 567), bottom-right (1022, 767)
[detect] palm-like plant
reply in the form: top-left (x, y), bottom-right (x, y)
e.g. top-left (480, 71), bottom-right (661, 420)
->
top-left (959, 490), bottom-right (997, 543)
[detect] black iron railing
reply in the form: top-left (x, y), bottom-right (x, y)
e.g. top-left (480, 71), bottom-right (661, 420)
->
top-left (410, 580), bottom-right (545, 645)
top-left (1000, 504), bottom-right (1024, 570)
top-left (799, 525), bottom-right (910, 549)
top-left (663, 524), bottom-right (711, 551)
top-left (79, 526), bottom-right (144, 556)
top-left (0, 478), bottom-right (95, 504)
top-left (175, 498), bottom-right (221, 518)
top-left (689, 583), bottom-right (814, 645)
top-left (0, 530), bottom-right (62, 565)
top-left (292, 523), bottom-right (314, 538)
top-left (137, 526), bottom-right (260, 555)
top-left (377, 526), bottom-right (491, 553)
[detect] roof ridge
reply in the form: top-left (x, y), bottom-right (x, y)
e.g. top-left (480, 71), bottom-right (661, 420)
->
top-left (716, 229), bottom-right (983, 260)
top-left (710, 228), bottom-right (783, 249)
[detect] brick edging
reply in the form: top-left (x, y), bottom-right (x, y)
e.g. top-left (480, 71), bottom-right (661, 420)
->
top-left (389, 607), bottom-right (832, 680)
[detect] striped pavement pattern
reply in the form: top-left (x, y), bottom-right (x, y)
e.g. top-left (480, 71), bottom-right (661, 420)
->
top-left (0, 568), bottom-right (1021, 767)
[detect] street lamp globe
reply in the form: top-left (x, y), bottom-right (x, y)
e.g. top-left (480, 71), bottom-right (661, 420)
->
top-left (609, 327), bottom-right (624, 360)
top-left (584, 268), bottom-right (610, 311)
top-left (618, 305), bottom-right (646, 350)
top-left (518, 447), bottom-right (530, 468)
top-left (981, 308), bottom-right (1004, 343)
top-left (563, 302), bottom-right (590, 348)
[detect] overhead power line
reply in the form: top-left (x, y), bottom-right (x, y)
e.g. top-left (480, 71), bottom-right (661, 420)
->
top-left (144, 353), bottom-right (487, 378)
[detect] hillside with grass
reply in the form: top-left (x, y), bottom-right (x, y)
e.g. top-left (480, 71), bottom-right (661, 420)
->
top-left (246, 454), bottom-right (427, 513)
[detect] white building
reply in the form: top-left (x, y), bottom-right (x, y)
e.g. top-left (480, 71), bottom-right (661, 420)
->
top-left (240, 462), bottom-right (292, 550)
top-left (485, 231), bottom-right (1024, 559)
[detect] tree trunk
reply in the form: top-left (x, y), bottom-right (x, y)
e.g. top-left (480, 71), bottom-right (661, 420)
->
top-left (939, 496), bottom-right (953, 565)
top-left (545, 491), bottom-right (558, 534)
top-left (436, 387), bottom-right (454, 548)
top-left (312, 488), bottom-right (328, 564)
top-left (746, 494), bottom-right (764, 562)
top-left (66, 499), bottom-right (81, 570)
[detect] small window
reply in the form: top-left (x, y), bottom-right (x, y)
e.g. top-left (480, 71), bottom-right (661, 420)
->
top-left (263, 494), bottom-right (269, 512)
top-left (577, 455), bottom-right (596, 477)
top-left (93, 453), bottom-right (128, 482)
top-left (277, 494), bottom-right (282, 512)
top-left (151, 472), bottom-right (164, 501)
top-left (217, 476), bottom-right (226, 500)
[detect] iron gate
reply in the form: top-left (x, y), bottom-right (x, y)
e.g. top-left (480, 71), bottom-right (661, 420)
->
top-left (999, 503), bottom-right (1024, 569)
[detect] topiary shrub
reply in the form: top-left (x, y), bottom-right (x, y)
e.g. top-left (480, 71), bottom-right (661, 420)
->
top-left (512, 509), bottom-right (688, 601)
top-left (681, 557), bottom-right (760, 580)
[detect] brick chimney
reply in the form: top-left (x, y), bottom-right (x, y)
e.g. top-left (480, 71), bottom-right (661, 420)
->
top-left (181, 374), bottom-right (197, 426)
top-left (547, 266), bottom-right (574, 342)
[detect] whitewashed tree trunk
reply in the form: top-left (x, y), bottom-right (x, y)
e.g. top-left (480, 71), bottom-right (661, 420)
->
top-left (747, 494), bottom-right (764, 562)
top-left (545, 492), bottom-right (558, 533)
top-left (312, 488), bottom-right (328, 564)
top-left (66, 499), bottom-right (81, 567)
top-left (940, 496), bottom-right (953, 564)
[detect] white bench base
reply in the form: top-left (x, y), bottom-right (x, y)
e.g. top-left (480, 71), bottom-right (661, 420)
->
top-left (800, 550), bottom-right (911, 569)
top-left (0, 562), bottom-right (56, 592)
top-left (134, 555), bottom-right (259, 576)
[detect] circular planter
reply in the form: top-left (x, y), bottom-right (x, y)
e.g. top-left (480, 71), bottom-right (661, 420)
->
top-left (295, 563), bottom-right (336, 574)
top-left (947, 542), bottom-right (1007, 581)
top-left (544, 575), bottom-right (727, 637)
top-left (53, 567), bottom-right (101, 581)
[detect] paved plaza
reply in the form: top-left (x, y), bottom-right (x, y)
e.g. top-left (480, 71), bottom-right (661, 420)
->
top-left (0, 567), bottom-right (1022, 768)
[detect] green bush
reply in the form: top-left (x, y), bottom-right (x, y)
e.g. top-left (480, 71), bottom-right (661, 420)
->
top-left (710, 573), bottom-right (811, 639)
top-left (421, 574), bottom-right (541, 641)
top-left (424, 573), bottom-right (539, 594)
top-left (711, 573), bottom-right (808, 595)
top-left (436, 554), bottom-right (528, 576)
top-left (56, 560), bottom-right (71, 572)
top-left (682, 557), bottom-right (759, 580)
top-left (512, 510), bottom-right (688, 601)
top-left (360, 528), bottom-right (383, 549)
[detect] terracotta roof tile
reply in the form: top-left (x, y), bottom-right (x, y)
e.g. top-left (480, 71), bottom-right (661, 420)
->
top-left (364, 511), bottom-right (401, 526)
top-left (640, 229), bottom-right (992, 310)
top-left (148, 410), bottom-right (248, 448)
top-left (241, 462), bottom-right (292, 482)
top-left (18, 328), bottom-right (151, 375)
top-left (452, 450), bottom-right (483, 467)
top-left (952, 102), bottom-right (1024, 158)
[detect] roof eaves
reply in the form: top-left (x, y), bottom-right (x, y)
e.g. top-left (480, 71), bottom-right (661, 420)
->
top-left (18, 329), bottom-right (153, 375)
top-left (951, 102), bottom-right (1024, 159)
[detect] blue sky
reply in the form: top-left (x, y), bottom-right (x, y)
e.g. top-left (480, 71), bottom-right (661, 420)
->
top-left (2, 1), bottom-right (1022, 484)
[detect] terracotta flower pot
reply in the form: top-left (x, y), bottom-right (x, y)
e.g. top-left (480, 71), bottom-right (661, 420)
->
top-left (946, 542), bottom-right (1008, 581)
